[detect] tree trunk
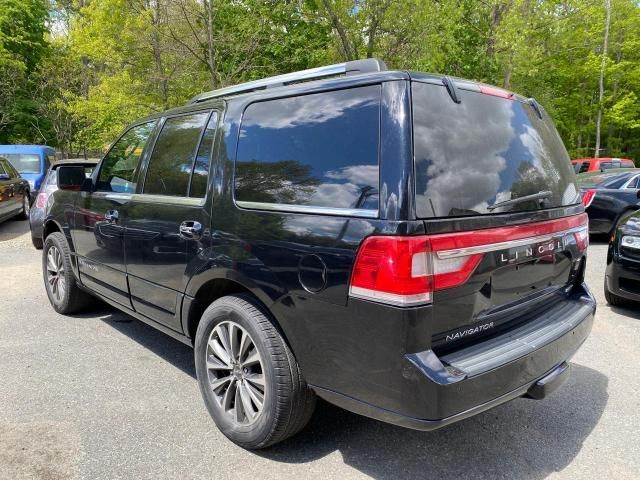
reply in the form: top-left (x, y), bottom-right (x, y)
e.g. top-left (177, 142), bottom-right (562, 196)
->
top-left (595, 0), bottom-right (612, 158)
top-left (205, 0), bottom-right (216, 88)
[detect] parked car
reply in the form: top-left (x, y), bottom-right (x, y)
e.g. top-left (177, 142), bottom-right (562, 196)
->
top-left (577, 168), bottom-right (640, 235)
top-left (604, 209), bottom-right (640, 307)
top-left (0, 156), bottom-right (30, 224)
top-left (0, 145), bottom-right (56, 201)
top-left (572, 157), bottom-right (635, 173)
top-left (41, 59), bottom-right (595, 449)
top-left (29, 158), bottom-right (98, 249)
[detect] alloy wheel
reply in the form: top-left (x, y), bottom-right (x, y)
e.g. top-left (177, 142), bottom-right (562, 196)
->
top-left (23, 195), bottom-right (30, 216)
top-left (46, 245), bottom-right (66, 302)
top-left (206, 321), bottom-right (266, 425)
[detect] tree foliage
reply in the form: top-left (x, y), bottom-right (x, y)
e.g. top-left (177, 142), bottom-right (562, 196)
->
top-left (1, 0), bottom-right (640, 161)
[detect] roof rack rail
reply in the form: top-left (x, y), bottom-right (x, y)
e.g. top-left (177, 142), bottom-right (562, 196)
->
top-left (188, 58), bottom-right (387, 104)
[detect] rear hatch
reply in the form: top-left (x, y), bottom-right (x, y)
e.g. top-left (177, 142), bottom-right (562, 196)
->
top-left (411, 77), bottom-right (586, 352)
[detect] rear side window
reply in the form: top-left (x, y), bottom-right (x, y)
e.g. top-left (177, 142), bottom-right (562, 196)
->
top-left (143, 112), bottom-right (209, 197)
top-left (578, 162), bottom-right (590, 173)
top-left (97, 122), bottom-right (155, 192)
top-left (235, 86), bottom-right (380, 212)
top-left (412, 82), bottom-right (579, 218)
top-left (3, 159), bottom-right (19, 178)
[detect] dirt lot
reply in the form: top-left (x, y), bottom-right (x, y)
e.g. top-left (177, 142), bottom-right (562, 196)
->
top-left (0, 219), bottom-right (638, 480)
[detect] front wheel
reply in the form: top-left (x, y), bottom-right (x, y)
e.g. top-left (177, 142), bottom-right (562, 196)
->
top-left (194, 294), bottom-right (316, 449)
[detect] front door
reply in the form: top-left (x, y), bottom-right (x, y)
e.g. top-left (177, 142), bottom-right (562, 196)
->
top-left (72, 121), bottom-right (156, 307)
top-left (124, 110), bottom-right (217, 331)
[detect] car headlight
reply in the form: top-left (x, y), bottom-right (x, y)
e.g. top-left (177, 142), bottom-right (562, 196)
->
top-left (621, 235), bottom-right (640, 250)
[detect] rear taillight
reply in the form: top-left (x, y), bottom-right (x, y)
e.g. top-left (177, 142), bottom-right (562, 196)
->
top-left (349, 213), bottom-right (589, 307)
top-left (35, 192), bottom-right (48, 209)
top-left (582, 189), bottom-right (596, 209)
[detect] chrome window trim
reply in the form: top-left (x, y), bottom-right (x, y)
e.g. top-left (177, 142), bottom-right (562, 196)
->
top-left (235, 200), bottom-right (378, 218)
top-left (131, 193), bottom-right (204, 207)
top-left (436, 226), bottom-right (588, 259)
top-left (620, 174), bottom-right (640, 190)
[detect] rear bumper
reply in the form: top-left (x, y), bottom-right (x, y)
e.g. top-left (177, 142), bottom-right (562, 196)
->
top-left (312, 283), bottom-right (595, 430)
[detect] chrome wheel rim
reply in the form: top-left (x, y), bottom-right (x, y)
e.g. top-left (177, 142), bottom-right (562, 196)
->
top-left (24, 195), bottom-right (30, 215)
top-left (46, 246), bottom-right (66, 302)
top-left (206, 321), bottom-right (265, 425)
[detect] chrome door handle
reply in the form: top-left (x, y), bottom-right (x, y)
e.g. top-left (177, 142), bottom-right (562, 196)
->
top-left (104, 210), bottom-right (119, 223)
top-left (179, 221), bottom-right (203, 239)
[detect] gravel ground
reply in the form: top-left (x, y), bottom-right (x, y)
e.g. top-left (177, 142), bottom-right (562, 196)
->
top-left (0, 219), bottom-right (638, 480)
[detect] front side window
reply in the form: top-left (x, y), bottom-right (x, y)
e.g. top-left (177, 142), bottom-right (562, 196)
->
top-left (0, 159), bottom-right (8, 176)
top-left (97, 122), bottom-right (155, 193)
top-left (235, 86), bottom-right (381, 212)
top-left (143, 112), bottom-right (209, 197)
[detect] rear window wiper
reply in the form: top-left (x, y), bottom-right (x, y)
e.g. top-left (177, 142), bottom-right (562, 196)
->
top-left (487, 190), bottom-right (553, 211)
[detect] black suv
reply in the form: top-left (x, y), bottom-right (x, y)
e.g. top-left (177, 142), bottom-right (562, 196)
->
top-left (42, 59), bottom-right (595, 449)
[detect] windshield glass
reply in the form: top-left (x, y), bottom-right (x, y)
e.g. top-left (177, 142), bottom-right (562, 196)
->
top-left (576, 171), bottom-right (636, 189)
top-left (3, 153), bottom-right (42, 174)
top-left (412, 81), bottom-right (579, 218)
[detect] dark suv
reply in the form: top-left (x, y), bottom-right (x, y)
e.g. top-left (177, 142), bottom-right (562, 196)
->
top-left (42, 59), bottom-right (595, 449)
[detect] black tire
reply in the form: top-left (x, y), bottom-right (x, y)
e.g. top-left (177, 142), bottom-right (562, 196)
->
top-left (31, 235), bottom-right (43, 250)
top-left (16, 192), bottom-right (30, 220)
top-left (43, 232), bottom-right (92, 314)
top-left (194, 294), bottom-right (316, 449)
top-left (604, 280), bottom-right (635, 308)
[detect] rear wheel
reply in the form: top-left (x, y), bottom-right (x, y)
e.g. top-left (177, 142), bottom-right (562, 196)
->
top-left (194, 294), bottom-right (316, 449)
top-left (16, 193), bottom-right (30, 220)
top-left (43, 232), bottom-right (92, 314)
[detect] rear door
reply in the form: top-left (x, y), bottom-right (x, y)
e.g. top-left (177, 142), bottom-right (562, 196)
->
top-left (72, 122), bottom-right (155, 307)
top-left (123, 110), bottom-right (217, 331)
top-left (411, 80), bottom-right (584, 349)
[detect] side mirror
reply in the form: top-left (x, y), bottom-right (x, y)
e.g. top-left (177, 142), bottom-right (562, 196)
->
top-left (0, 173), bottom-right (10, 180)
top-left (81, 177), bottom-right (94, 192)
top-left (57, 166), bottom-right (88, 191)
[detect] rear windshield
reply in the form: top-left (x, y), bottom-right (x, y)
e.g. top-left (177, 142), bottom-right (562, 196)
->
top-left (3, 153), bottom-right (42, 174)
top-left (412, 82), bottom-right (579, 218)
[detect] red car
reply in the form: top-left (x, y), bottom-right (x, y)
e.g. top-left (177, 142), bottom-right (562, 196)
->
top-left (573, 157), bottom-right (635, 173)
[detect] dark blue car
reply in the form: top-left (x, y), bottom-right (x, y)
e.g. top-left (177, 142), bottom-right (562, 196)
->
top-left (0, 145), bottom-right (56, 200)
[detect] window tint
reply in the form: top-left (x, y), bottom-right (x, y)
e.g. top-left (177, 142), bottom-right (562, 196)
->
top-left (235, 86), bottom-right (380, 211)
top-left (190, 112), bottom-right (218, 198)
top-left (578, 162), bottom-right (590, 173)
top-left (97, 122), bottom-right (155, 192)
top-left (412, 82), bottom-right (579, 218)
top-left (144, 112), bottom-right (209, 197)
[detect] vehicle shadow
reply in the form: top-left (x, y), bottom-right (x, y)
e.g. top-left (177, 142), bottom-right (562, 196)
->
top-left (260, 364), bottom-right (608, 479)
top-left (0, 218), bottom-right (30, 242)
top-left (92, 304), bottom-right (607, 480)
top-left (87, 305), bottom-right (197, 379)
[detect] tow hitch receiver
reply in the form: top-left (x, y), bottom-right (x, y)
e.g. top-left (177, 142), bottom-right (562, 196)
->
top-left (525, 362), bottom-right (571, 400)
